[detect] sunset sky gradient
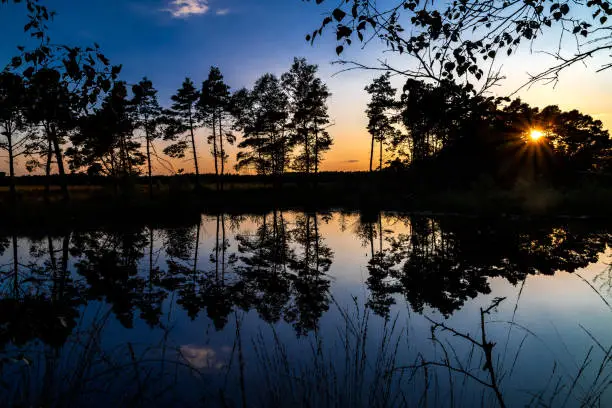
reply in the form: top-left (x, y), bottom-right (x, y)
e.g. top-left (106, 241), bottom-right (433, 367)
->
top-left (1, 0), bottom-right (611, 174)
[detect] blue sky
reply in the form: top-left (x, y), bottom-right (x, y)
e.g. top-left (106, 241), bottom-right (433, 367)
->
top-left (2, 0), bottom-right (611, 173)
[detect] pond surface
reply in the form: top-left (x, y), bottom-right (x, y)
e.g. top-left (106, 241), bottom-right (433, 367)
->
top-left (1, 211), bottom-right (612, 407)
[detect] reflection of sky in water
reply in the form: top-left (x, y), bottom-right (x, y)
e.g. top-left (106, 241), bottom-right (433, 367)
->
top-left (0, 212), bottom-right (611, 407)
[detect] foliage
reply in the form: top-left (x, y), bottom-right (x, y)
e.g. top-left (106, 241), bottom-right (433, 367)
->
top-left (200, 67), bottom-right (235, 182)
top-left (164, 78), bottom-right (202, 182)
top-left (132, 78), bottom-right (165, 196)
top-left (232, 74), bottom-right (291, 176)
top-left (303, 0), bottom-right (612, 89)
top-left (67, 82), bottom-right (145, 178)
top-left (282, 57), bottom-right (333, 174)
top-left (364, 72), bottom-right (400, 171)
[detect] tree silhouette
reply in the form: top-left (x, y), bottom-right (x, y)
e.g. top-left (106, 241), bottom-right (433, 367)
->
top-left (282, 58), bottom-right (333, 175)
top-left (287, 214), bottom-right (333, 335)
top-left (364, 72), bottom-right (399, 171)
top-left (0, 72), bottom-right (27, 201)
top-left (132, 78), bottom-right (164, 199)
top-left (67, 81), bottom-right (144, 183)
top-left (70, 228), bottom-right (154, 328)
top-left (304, 0), bottom-right (612, 90)
top-left (200, 67), bottom-right (234, 189)
top-left (363, 215), bottom-right (612, 317)
top-left (23, 69), bottom-right (76, 202)
top-left (232, 74), bottom-right (290, 176)
top-left (164, 78), bottom-right (203, 188)
top-left (235, 211), bottom-right (295, 324)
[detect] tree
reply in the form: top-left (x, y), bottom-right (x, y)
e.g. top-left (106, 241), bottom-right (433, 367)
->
top-left (24, 69), bottom-right (76, 202)
top-left (303, 0), bottom-right (612, 90)
top-left (67, 81), bottom-right (144, 183)
top-left (364, 72), bottom-right (399, 171)
top-left (164, 78), bottom-right (202, 189)
top-left (200, 67), bottom-right (235, 189)
top-left (281, 58), bottom-right (333, 175)
top-left (0, 72), bottom-right (27, 201)
top-left (132, 78), bottom-right (164, 199)
top-left (231, 74), bottom-right (291, 176)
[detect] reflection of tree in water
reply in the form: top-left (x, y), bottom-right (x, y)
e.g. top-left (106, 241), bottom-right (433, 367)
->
top-left (364, 215), bottom-right (611, 317)
top-left (0, 233), bottom-right (81, 352)
top-left (69, 228), bottom-right (162, 327)
top-left (235, 210), bottom-right (294, 324)
top-left (287, 213), bottom-right (333, 335)
top-left (235, 212), bottom-right (333, 335)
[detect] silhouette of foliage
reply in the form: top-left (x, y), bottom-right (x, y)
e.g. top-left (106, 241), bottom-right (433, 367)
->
top-left (363, 215), bottom-right (612, 317)
top-left (165, 78), bottom-right (203, 186)
top-left (67, 81), bottom-right (145, 179)
top-left (282, 58), bottom-right (333, 174)
top-left (364, 72), bottom-right (400, 171)
top-left (303, 0), bottom-right (612, 89)
top-left (232, 74), bottom-right (291, 176)
top-left (132, 78), bottom-right (165, 198)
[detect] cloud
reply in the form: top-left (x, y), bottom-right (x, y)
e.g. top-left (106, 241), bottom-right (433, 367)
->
top-left (344, 159), bottom-right (360, 163)
top-left (180, 345), bottom-right (225, 369)
top-left (215, 8), bottom-right (230, 15)
top-left (165, 0), bottom-right (209, 18)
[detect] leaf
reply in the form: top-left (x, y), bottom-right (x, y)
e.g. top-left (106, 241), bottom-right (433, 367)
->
top-left (23, 66), bottom-right (34, 78)
top-left (560, 3), bottom-right (569, 14)
top-left (332, 8), bottom-right (346, 21)
top-left (336, 45), bottom-right (344, 55)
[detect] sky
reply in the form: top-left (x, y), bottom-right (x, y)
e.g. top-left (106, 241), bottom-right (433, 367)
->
top-left (1, 0), bottom-right (611, 175)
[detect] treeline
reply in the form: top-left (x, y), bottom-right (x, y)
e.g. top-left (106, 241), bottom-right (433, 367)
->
top-left (1, 2), bottom-right (333, 201)
top-left (365, 75), bottom-right (612, 187)
top-left (0, 57), bottom-right (333, 201)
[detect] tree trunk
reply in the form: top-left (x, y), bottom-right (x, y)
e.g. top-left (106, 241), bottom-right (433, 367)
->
top-left (149, 226), bottom-right (154, 290)
top-left (146, 134), bottom-right (153, 200)
top-left (212, 115), bottom-right (219, 191)
top-left (51, 130), bottom-right (69, 202)
top-left (193, 216), bottom-right (201, 278)
top-left (60, 233), bottom-right (70, 299)
top-left (215, 214), bottom-right (220, 281)
top-left (221, 214), bottom-right (226, 281)
top-left (314, 128), bottom-right (319, 175)
top-left (7, 130), bottom-right (16, 202)
top-left (45, 138), bottom-right (52, 203)
top-left (304, 128), bottom-right (310, 175)
top-left (188, 107), bottom-right (200, 190)
top-left (370, 135), bottom-right (375, 172)
top-left (12, 234), bottom-right (18, 298)
top-left (378, 213), bottom-right (383, 253)
top-left (218, 109), bottom-right (225, 191)
top-left (379, 137), bottom-right (383, 171)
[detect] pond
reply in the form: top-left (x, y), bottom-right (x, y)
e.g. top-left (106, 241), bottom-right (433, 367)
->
top-left (1, 211), bottom-right (611, 407)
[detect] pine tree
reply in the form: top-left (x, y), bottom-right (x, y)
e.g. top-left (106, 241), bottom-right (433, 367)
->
top-left (132, 77), bottom-right (163, 199)
top-left (365, 73), bottom-right (398, 171)
top-left (200, 67), bottom-right (234, 190)
top-left (0, 72), bottom-right (26, 201)
top-left (231, 74), bottom-right (290, 176)
top-left (281, 58), bottom-right (332, 175)
top-left (165, 78), bottom-right (202, 189)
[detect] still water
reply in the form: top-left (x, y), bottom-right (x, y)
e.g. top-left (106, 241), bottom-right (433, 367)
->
top-left (1, 211), bottom-right (611, 407)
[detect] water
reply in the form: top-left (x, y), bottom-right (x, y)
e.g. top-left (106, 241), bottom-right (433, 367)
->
top-left (1, 211), bottom-right (611, 407)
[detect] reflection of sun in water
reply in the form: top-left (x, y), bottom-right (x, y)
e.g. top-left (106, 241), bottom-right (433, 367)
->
top-left (530, 129), bottom-right (544, 142)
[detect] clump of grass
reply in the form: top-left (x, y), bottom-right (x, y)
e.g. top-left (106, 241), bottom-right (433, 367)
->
top-left (251, 297), bottom-right (408, 408)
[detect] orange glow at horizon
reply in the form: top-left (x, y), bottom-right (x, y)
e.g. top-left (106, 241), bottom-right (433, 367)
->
top-left (529, 129), bottom-right (544, 142)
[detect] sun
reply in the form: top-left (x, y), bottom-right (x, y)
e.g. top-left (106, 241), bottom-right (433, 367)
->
top-left (529, 129), bottom-right (544, 141)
